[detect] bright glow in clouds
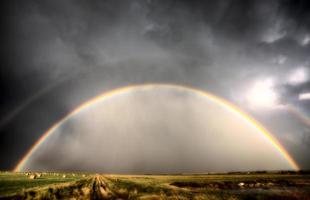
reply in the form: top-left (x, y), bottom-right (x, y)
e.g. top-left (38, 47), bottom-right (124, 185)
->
top-left (287, 67), bottom-right (309, 85)
top-left (246, 79), bottom-right (279, 109)
top-left (299, 93), bottom-right (310, 100)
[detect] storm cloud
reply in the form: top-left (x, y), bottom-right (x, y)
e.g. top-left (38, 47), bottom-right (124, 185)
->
top-left (0, 0), bottom-right (309, 170)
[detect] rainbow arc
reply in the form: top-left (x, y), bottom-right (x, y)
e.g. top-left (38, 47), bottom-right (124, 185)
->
top-left (14, 84), bottom-right (299, 172)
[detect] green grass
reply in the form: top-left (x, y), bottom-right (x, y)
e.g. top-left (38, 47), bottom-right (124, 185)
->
top-left (0, 172), bottom-right (84, 197)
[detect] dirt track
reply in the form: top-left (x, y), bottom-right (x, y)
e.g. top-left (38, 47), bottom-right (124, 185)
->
top-left (7, 175), bottom-right (116, 200)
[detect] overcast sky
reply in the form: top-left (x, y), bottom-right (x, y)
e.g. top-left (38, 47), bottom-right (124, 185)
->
top-left (1, 0), bottom-right (309, 171)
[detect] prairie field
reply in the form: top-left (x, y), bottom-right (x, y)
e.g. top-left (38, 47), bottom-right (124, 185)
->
top-left (0, 171), bottom-right (309, 199)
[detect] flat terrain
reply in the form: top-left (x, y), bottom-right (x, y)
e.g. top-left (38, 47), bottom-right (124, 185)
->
top-left (0, 171), bottom-right (309, 199)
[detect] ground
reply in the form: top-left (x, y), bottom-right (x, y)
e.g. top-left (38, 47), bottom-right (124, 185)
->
top-left (0, 171), bottom-right (309, 199)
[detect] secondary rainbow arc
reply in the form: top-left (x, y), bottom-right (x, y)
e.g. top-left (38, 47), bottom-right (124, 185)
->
top-left (14, 83), bottom-right (300, 171)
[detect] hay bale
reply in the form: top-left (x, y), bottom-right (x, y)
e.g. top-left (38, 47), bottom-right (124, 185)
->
top-left (29, 174), bottom-right (37, 179)
top-left (62, 174), bottom-right (66, 178)
top-left (238, 182), bottom-right (244, 187)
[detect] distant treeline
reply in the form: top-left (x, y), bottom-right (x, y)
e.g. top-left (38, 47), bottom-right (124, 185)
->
top-left (227, 170), bottom-right (310, 175)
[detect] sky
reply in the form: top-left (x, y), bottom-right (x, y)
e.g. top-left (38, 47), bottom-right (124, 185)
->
top-left (0, 0), bottom-right (310, 171)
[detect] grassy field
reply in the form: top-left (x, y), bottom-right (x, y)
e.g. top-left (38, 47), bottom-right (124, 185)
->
top-left (0, 171), bottom-right (309, 199)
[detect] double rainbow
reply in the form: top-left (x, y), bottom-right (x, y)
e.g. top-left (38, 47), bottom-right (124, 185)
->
top-left (14, 84), bottom-right (299, 171)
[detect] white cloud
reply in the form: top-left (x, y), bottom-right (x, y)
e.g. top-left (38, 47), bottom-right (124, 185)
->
top-left (287, 67), bottom-right (309, 85)
top-left (299, 93), bottom-right (310, 100)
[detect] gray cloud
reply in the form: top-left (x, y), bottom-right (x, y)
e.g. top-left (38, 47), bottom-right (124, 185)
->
top-left (1, 0), bottom-right (310, 170)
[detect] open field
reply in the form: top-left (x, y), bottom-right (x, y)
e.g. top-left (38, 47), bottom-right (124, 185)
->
top-left (0, 171), bottom-right (309, 199)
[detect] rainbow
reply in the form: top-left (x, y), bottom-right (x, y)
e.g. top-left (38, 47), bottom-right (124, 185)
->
top-left (286, 105), bottom-right (310, 128)
top-left (14, 83), bottom-right (300, 171)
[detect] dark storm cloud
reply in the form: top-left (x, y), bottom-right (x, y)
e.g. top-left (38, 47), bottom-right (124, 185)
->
top-left (1, 0), bottom-right (310, 170)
